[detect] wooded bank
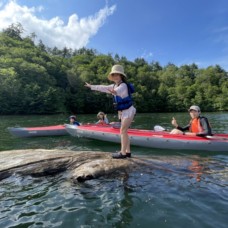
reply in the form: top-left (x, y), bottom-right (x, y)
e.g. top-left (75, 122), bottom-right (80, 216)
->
top-left (1, 23), bottom-right (227, 115)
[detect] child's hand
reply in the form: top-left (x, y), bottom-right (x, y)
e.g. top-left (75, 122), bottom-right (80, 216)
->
top-left (85, 82), bottom-right (91, 88)
top-left (171, 117), bottom-right (178, 127)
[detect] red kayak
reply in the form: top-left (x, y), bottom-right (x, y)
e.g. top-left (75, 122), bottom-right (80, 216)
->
top-left (8, 125), bottom-right (67, 138)
top-left (65, 124), bottom-right (228, 152)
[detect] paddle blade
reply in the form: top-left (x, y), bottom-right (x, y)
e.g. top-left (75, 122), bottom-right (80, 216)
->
top-left (154, 125), bottom-right (166, 132)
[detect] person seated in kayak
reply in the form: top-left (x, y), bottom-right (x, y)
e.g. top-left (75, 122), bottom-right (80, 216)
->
top-left (170, 105), bottom-right (212, 136)
top-left (69, 115), bottom-right (80, 126)
top-left (96, 112), bottom-right (109, 125)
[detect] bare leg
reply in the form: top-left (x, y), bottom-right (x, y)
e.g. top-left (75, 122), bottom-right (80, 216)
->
top-left (170, 129), bottom-right (183, 134)
top-left (120, 117), bottom-right (134, 154)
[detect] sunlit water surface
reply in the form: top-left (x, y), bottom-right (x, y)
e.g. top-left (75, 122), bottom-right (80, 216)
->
top-left (0, 113), bottom-right (227, 228)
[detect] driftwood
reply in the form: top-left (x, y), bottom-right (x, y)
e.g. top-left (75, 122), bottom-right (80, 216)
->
top-left (0, 149), bottom-right (147, 182)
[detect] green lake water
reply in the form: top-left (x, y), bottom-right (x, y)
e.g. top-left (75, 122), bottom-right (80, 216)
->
top-left (0, 113), bottom-right (227, 228)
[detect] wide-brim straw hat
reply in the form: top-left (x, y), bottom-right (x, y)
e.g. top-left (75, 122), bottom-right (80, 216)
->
top-left (97, 112), bottom-right (105, 117)
top-left (108, 65), bottom-right (127, 80)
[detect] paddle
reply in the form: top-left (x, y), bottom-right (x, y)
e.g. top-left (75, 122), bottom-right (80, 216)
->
top-left (203, 135), bottom-right (228, 140)
top-left (154, 125), bottom-right (228, 140)
top-left (154, 125), bottom-right (166, 132)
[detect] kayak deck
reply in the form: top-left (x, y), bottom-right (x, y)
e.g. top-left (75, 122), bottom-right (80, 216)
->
top-left (75, 124), bottom-right (228, 141)
top-left (65, 124), bottom-right (228, 152)
top-left (8, 125), bottom-right (67, 137)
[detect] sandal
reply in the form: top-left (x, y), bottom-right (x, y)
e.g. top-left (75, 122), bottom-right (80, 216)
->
top-left (126, 153), bottom-right (131, 158)
top-left (115, 151), bottom-right (131, 158)
top-left (112, 152), bottom-right (127, 159)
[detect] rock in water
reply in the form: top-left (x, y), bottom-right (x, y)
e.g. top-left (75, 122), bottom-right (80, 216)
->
top-left (0, 149), bottom-right (143, 182)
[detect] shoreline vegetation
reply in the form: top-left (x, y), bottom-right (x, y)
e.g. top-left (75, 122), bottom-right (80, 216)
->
top-left (0, 23), bottom-right (228, 115)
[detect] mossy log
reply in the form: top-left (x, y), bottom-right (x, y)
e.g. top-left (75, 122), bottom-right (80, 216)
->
top-left (0, 149), bottom-right (149, 182)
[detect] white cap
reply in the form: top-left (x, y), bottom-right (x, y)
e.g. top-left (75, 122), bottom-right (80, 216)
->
top-left (188, 105), bottom-right (201, 112)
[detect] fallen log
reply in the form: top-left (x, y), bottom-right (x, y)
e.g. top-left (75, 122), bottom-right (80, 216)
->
top-left (0, 149), bottom-right (146, 182)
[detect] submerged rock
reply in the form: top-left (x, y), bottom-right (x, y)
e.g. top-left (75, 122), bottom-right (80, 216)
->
top-left (0, 149), bottom-right (145, 182)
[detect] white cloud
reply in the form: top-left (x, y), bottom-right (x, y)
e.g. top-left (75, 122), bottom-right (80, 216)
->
top-left (214, 26), bottom-right (228, 33)
top-left (0, 0), bottom-right (116, 49)
top-left (212, 26), bottom-right (228, 53)
top-left (212, 56), bottom-right (228, 71)
top-left (140, 49), bottom-right (154, 60)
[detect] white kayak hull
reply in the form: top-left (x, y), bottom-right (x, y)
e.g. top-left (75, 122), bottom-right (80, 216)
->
top-left (65, 124), bottom-right (228, 152)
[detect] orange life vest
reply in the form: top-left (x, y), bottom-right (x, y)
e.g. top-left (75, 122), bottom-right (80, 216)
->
top-left (189, 118), bottom-right (203, 133)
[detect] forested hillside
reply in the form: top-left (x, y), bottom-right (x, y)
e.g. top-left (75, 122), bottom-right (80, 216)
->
top-left (0, 24), bottom-right (227, 114)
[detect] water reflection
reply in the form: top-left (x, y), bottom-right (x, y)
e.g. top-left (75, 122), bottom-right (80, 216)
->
top-left (0, 153), bottom-right (227, 227)
top-left (187, 159), bottom-right (204, 182)
top-left (0, 113), bottom-right (227, 227)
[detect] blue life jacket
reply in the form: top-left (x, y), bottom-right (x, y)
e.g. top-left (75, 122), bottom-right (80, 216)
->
top-left (73, 121), bottom-right (80, 126)
top-left (113, 82), bottom-right (135, 111)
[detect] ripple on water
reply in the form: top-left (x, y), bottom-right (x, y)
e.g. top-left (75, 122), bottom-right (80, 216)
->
top-left (0, 154), bottom-right (227, 228)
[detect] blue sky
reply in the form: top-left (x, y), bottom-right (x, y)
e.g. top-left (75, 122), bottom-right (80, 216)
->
top-left (0, 0), bottom-right (228, 70)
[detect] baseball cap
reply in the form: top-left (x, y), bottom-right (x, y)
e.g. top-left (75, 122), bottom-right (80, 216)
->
top-left (188, 105), bottom-right (201, 112)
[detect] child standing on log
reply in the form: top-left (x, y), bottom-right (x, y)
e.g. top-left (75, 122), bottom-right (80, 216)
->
top-left (85, 65), bottom-right (136, 159)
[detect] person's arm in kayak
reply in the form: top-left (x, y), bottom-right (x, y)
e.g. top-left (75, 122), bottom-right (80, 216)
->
top-left (172, 117), bottom-right (190, 132)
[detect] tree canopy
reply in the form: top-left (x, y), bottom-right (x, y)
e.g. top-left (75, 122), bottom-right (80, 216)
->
top-left (0, 23), bottom-right (227, 114)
